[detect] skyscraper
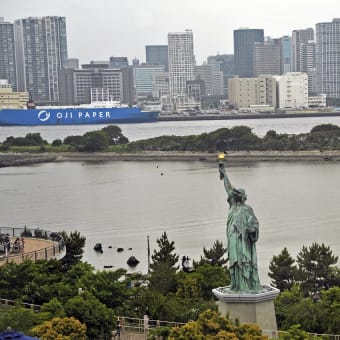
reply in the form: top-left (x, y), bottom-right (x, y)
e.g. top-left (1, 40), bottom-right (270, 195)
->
top-left (145, 45), bottom-right (168, 71)
top-left (233, 28), bottom-right (264, 77)
top-left (168, 30), bottom-right (195, 97)
top-left (109, 57), bottom-right (129, 69)
top-left (291, 28), bottom-right (314, 72)
top-left (280, 36), bottom-right (291, 74)
top-left (14, 16), bottom-right (68, 105)
top-left (253, 38), bottom-right (281, 77)
top-left (207, 54), bottom-right (234, 96)
top-left (316, 19), bottom-right (340, 98)
top-left (0, 18), bottom-right (17, 91)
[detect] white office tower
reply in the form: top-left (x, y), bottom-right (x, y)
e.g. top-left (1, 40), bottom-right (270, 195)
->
top-left (168, 30), bottom-right (195, 97)
top-left (316, 19), bottom-right (340, 98)
top-left (274, 72), bottom-right (308, 109)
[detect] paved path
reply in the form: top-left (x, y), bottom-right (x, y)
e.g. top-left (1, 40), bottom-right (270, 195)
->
top-left (8, 238), bottom-right (54, 255)
top-left (114, 333), bottom-right (146, 340)
top-left (0, 238), bottom-right (57, 266)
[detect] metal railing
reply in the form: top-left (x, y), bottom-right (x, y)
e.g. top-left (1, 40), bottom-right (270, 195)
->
top-left (0, 226), bottom-right (65, 265)
top-left (118, 316), bottom-right (340, 339)
top-left (0, 298), bottom-right (40, 312)
top-left (117, 316), bottom-right (185, 334)
top-left (263, 330), bottom-right (340, 339)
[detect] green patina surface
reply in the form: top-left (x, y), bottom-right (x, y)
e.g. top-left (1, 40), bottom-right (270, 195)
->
top-left (219, 156), bottom-right (261, 292)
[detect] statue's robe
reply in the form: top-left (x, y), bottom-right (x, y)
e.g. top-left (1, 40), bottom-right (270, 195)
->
top-left (227, 197), bottom-right (261, 291)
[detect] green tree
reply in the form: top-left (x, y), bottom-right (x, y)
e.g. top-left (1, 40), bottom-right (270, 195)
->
top-left (82, 131), bottom-right (109, 152)
top-left (168, 309), bottom-right (267, 339)
top-left (63, 135), bottom-right (83, 148)
top-left (32, 316), bottom-right (87, 340)
top-left (274, 285), bottom-right (304, 329)
top-left (0, 261), bottom-right (37, 300)
top-left (24, 132), bottom-right (48, 146)
top-left (64, 292), bottom-right (115, 340)
top-left (52, 139), bottom-right (63, 146)
top-left (149, 232), bottom-right (179, 294)
top-left (60, 230), bottom-right (86, 269)
top-left (77, 267), bottom-right (130, 309)
top-left (150, 232), bottom-right (179, 270)
top-left (40, 297), bottom-right (66, 318)
top-left (194, 264), bottom-right (230, 300)
top-left (101, 125), bottom-right (129, 144)
top-left (296, 243), bottom-right (338, 296)
top-left (0, 305), bottom-right (48, 334)
top-left (268, 247), bottom-right (297, 291)
top-left (319, 286), bottom-right (340, 333)
top-left (149, 261), bottom-right (177, 295)
top-left (279, 324), bottom-right (320, 340)
top-left (194, 240), bottom-right (228, 267)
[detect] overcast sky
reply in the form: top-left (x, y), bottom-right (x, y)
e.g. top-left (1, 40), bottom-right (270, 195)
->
top-left (2, 0), bottom-right (339, 65)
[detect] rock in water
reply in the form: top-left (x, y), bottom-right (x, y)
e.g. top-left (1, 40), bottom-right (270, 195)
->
top-left (127, 256), bottom-right (140, 267)
top-left (94, 243), bottom-right (103, 252)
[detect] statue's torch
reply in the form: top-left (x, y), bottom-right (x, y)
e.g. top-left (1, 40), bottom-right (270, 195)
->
top-left (218, 153), bottom-right (225, 179)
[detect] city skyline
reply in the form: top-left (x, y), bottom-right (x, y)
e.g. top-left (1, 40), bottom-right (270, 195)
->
top-left (2, 0), bottom-right (339, 64)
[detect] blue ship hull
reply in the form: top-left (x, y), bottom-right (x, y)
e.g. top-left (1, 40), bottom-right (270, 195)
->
top-left (0, 107), bottom-right (159, 126)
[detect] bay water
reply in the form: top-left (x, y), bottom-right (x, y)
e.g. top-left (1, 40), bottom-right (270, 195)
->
top-left (0, 159), bottom-right (339, 284)
top-left (1, 117), bottom-right (340, 283)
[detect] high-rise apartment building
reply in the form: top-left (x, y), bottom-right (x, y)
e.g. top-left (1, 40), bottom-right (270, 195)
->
top-left (168, 30), bottom-right (195, 97)
top-left (0, 18), bottom-right (17, 91)
top-left (233, 28), bottom-right (264, 77)
top-left (253, 38), bottom-right (281, 77)
top-left (291, 28), bottom-right (314, 72)
top-left (316, 18), bottom-right (340, 98)
top-left (145, 45), bottom-right (168, 71)
top-left (14, 16), bottom-right (68, 105)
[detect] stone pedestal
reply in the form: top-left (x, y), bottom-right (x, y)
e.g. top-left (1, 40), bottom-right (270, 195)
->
top-left (212, 285), bottom-right (280, 338)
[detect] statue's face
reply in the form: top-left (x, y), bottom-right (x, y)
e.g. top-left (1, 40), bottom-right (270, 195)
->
top-left (234, 188), bottom-right (247, 202)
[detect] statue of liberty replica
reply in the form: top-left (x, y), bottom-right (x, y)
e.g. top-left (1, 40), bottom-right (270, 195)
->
top-left (219, 153), bottom-right (261, 292)
top-left (212, 153), bottom-right (279, 337)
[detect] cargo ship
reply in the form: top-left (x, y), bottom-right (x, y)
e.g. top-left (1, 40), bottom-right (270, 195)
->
top-left (0, 102), bottom-right (159, 126)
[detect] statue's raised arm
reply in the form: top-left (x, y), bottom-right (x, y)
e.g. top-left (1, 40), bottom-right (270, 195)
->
top-left (218, 153), bottom-right (233, 197)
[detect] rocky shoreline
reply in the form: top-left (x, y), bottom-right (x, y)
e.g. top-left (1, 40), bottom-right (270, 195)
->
top-left (1, 150), bottom-right (340, 168)
top-left (56, 150), bottom-right (340, 162)
top-left (0, 153), bottom-right (57, 168)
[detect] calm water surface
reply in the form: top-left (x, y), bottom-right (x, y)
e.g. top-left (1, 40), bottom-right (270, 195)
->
top-left (0, 160), bottom-right (339, 283)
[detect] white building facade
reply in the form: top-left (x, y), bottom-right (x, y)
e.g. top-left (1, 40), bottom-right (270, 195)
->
top-left (274, 72), bottom-right (308, 109)
top-left (168, 30), bottom-right (195, 97)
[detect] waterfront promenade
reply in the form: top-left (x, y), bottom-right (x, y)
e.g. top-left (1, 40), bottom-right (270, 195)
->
top-left (0, 227), bottom-right (65, 266)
